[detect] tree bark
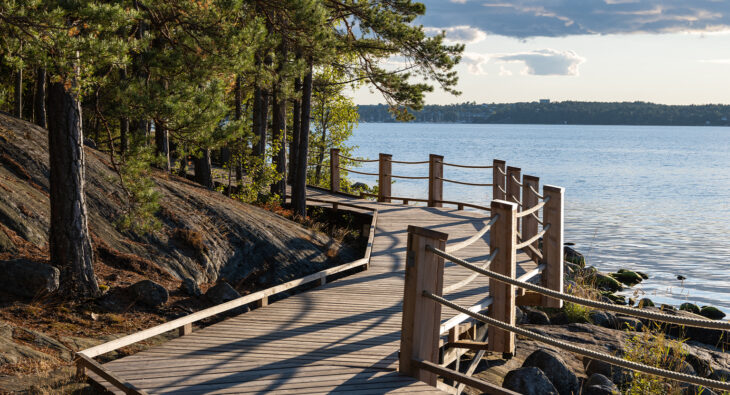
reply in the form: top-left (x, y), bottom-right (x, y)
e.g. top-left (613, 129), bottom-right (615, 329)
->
top-left (47, 80), bottom-right (100, 298)
top-left (34, 67), bottom-right (47, 128)
top-left (293, 63), bottom-right (313, 217)
top-left (155, 123), bottom-right (170, 172)
top-left (252, 85), bottom-right (265, 157)
top-left (288, 77), bottom-right (301, 185)
top-left (119, 68), bottom-right (129, 156)
top-left (193, 148), bottom-right (213, 189)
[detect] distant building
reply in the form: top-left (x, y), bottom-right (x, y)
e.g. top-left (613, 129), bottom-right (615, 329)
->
top-left (539, 99), bottom-right (550, 104)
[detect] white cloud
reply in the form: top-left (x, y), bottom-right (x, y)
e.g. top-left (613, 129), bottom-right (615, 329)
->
top-left (492, 49), bottom-right (586, 76)
top-left (423, 25), bottom-right (487, 44)
top-left (499, 65), bottom-right (513, 76)
top-left (461, 52), bottom-right (490, 75)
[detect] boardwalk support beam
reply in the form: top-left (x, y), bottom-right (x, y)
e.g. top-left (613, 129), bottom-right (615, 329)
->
top-left (400, 225), bottom-right (448, 386)
top-left (522, 175), bottom-right (540, 262)
top-left (541, 185), bottom-right (564, 308)
top-left (493, 159), bottom-right (506, 200)
top-left (429, 154), bottom-right (444, 207)
top-left (488, 200), bottom-right (517, 355)
top-left (378, 153), bottom-right (392, 202)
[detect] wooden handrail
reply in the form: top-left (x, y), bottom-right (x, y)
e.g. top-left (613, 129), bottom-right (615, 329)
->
top-left (77, 197), bottom-right (380, 392)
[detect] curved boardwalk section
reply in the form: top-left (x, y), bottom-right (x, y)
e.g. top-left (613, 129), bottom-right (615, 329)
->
top-left (89, 187), bottom-right (535, 394)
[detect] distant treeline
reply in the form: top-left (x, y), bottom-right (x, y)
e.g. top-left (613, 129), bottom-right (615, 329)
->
top-left (358, 102), bottom-right (730, 126)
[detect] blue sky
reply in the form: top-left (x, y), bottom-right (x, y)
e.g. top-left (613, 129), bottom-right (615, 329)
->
top-left (353, 0), bottom-right (730, 105)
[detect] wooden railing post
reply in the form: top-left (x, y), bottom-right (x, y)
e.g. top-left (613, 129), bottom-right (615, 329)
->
top-left (400, 225), bottom-right (448, 386)
top-left (378, 153), bottom-right (392, 202)
top-left (330, 148), bottom-right (340, 193)
top-left (488, 200), bottom-right (517, 356)
top-left (541, 185), bottom-right (564, 308)
top-left (506, 167), bottom-right (521, 231)
top-left (493, 159), bottom-right (506, 200)
top-left (428, 154), bottom-right (444, 207)
top-left (522, 175), bottom-right (540, 261)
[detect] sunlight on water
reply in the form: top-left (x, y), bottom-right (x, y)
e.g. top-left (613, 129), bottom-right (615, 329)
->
top-left (347, 123), bottom-right (730, 315)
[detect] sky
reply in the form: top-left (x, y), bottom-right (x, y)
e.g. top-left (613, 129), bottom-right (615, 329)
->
top-left (353, 0), bottom-right (730, 105)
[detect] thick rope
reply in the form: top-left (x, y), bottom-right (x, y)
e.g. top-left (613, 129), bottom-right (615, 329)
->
top-left (442, 162), bottom-right (494, 169)
top-left (425, 246), bottom-right (730, 330)
top-left (340, 167), bottom-right (379, 176)
top-left (497, 167), bottom-right (507, 176)
top-left (529, 184), bottom-right (545, 199)
top-left (445, 216), bottom-right (499, 253)
top-left (517, 200), bottom-right (546, 218)
top-left (510, 195), bottom-right (523, 207)
top-left (498, 185), bottom-right (507, 194)
top-left (437, 177), bottom-right (493, 187)
top-left (390, 159), bottom-right (429, 164)
top-left (442, 249), bottom-right (498, 293)
top-left (515, 225), bottom-right (549, 249)
top-left (530, 211), bottom-right (544, 225)
top-left (338, 154), bottom-right (378, 163)
top-left (389, 174), bottom-right (429, 180)
top-left (511, 174), bottom-right (523, 186)
top-left (423, 292), bottom-right (730, 392)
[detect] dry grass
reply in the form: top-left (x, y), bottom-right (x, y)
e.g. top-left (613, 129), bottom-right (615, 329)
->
top-left (173, 228), bottom-right (207, 255)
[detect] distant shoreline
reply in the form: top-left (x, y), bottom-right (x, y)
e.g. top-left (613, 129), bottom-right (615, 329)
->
top-left (357, 102), bottom-right (730, 127)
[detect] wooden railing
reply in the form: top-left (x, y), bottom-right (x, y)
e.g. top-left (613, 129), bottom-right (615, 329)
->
top-left (75, 198), bottom-right (379, 394)
top-left (328, 148), bottom-right (515, 208)
top-left (399, 182), bottom-right (730, 394)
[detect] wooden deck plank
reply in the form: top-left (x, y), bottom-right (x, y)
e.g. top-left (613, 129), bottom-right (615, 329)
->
top-left (89, 187), bottom-right (538, 394)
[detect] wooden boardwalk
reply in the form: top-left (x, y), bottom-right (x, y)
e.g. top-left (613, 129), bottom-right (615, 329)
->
top-left (90, 187), bottom-right (536, 394)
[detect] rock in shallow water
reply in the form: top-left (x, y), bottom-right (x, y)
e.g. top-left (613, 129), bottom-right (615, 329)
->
top-left (699, 306), bottom-right (726, 320)
top-left (503, 366), bottom-right (558, 395)
top-left (680, 303), bottom-right (701, 314)
top-left (0, 259), bottom-right (60, 298)
top-left (522, 349), bottom-right (579, 395)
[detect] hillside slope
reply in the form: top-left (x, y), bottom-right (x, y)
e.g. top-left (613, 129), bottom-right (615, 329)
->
top-left (0, 112), bottom-right (355, 292)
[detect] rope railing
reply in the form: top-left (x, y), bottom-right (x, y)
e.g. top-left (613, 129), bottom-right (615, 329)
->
top-left (436, 177), bottom-right (493, 187)
top-left (516, 200), bottom-right (546, 218)
top-left (445, 216), bottom-right (499, 253)
top-left (498, 185), bottom-right (506, 194)
top-left (340, 167), bottom-right (379, 176)
top-left (529, 184), bottom-right (545, 199)
top-left (390, 159), bottom-right (430, 165)
top-left (426, 245), bottom-right (730, 331)
top-left (530, 211), bottom-right (544, 225)
top-left (440, 162), bottom-right (494, 169)
top-left (422, 291), bottom-right (730, 393)
top-left (442, 249), bottom-right (498, 293)
top-left (511, 174), bottom-right (523, 186)
top-left (515, 225), bottom-right (549, 249)
top-left (338, 154), bottom-right (379, 163)
top-left (497, 167), bottom-right (506, 175)
top-left (389, 174), bottom-right (429, 180)
top-left (510, 194), bottom-right (523, 207)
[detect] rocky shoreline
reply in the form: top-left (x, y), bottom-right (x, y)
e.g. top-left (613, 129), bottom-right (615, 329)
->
top-left (470, 245), bottom-right (729, 395)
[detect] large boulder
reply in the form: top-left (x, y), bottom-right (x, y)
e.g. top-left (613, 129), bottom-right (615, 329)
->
top-left (522, 349), bottom-right (579, 395)
top-left (680, 303), bottom-right (701, 314)
top-left (0, 259), bottom-right (60, 298)
top-left (583, 373), bottom-right (619, 395)
top-left (584, 357), bottom-right (634, 387)
top-left (610, 270), bottom-right (643, 286)
top-left (590, 311), bottom-right (617, 329)
top-left (503, 367), bottom-right (558, 395)
top-left (205, 282), bottom-right (241, 305)
top-left (181, 277), bottom-right (202, 297)
top-left (699, 306), bottom-right (726, 320)
top-left (523, 307), bottom-right (551, 325)
top-left (128, 280), bottom-right (169, 307)
top-left (589, 272), bottom-right (623, 292)
top-left (564, 246), bottom-right (585, 267)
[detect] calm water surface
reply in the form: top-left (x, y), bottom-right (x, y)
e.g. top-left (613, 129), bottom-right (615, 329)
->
top-left (346, 123), bottom-right (730, 315)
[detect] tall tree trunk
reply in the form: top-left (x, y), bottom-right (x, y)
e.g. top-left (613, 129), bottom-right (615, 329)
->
top-left (288, 77), bottom-right (301, 185)
top-left (293, 63), bottom-right (313, 217)
top-left (155, 123), bottom-right (170, 172)
top-left (47, 80), bottom-right (100, 298)
top-left (252, 85), bottom-right (265, 157)
top-left (34, 67), bottom-right (47, 128)
top-left (194, 148), bottom-right (213, 189)
top-left (314, 122), bottom-right (326, 185)
top-left (177, 153), bottom-right (188, 177)
top-left (14, 68), bottom-right (23, 119)
top-left (234, 75), bottom-right (243, 182)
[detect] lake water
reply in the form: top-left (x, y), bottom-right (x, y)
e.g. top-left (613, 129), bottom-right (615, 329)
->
top-left (346, 123), bottom-right (730, 315)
